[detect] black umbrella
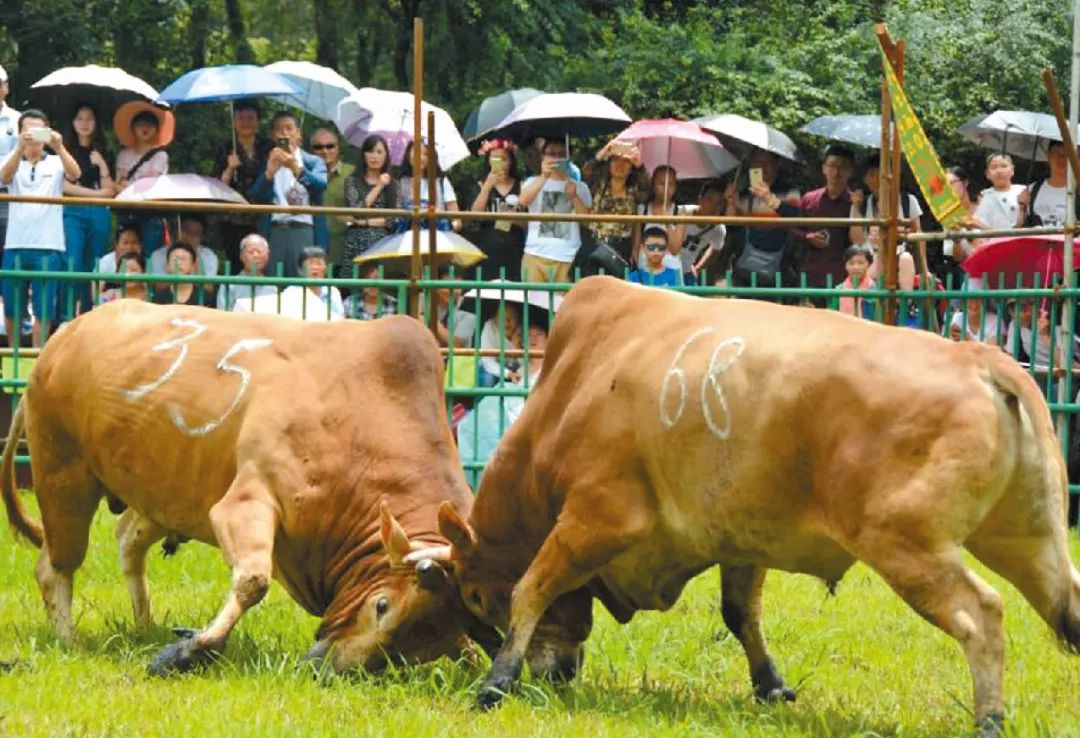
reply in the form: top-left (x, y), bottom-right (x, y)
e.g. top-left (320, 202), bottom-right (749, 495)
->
top-left (29, 65), bottom-right (160, 124)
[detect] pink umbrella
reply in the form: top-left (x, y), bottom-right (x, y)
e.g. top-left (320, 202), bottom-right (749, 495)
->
top-left (615, 118), bottom-right (739, 179)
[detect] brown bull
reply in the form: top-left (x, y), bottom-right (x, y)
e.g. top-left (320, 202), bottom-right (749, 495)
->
top-left (1, 300), bottom-right (492, 674)
top-left (419, 276), bottom-right (1080, 737)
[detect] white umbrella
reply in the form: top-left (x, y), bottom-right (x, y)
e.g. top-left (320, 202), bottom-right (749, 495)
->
top-left (461, 279), bottom-right (563, 314)
top-left (491, 92), bottom-right (631, 142)
top-left (30, 65), bottom-right (160, 122)
top-left (957, 110), bottom-right (1076, 162)
top-left (800, 114), bottom-right (883, 149)
top-left (334, 88), bottom-right (470, 169)
top-left (694, 113), bottom-right (801, 162)
top-left (265, 60), bottom-right (359, 122)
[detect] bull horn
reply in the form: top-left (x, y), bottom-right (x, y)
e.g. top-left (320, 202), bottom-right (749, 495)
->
top-left (415, 558), bottom-right (447, 590)
top-left (403, 545), bottom-right (452, 564)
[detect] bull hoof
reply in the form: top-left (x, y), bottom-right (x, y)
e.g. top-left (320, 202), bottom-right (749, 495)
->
top-left (476, 676), bottom-right (512, 710)
top-left (754, 685), bottom-right (796, 703)
top-left (977, 713), bottom-right (1005, 738)
top-left (147, 637), bottom-right (216, 677)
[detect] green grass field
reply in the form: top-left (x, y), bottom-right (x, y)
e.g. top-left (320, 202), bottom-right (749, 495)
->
top-left (1, 502), bottom-right (1078, 738)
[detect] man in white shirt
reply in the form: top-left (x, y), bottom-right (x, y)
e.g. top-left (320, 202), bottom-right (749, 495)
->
top-left (149, 215), bottom-right (219, 276)
top-left (519, 139), bottom-right (592, 283)
top-left (217, 233), bottom-right (279, 311)
top-left (0, 108), bottom-right (80, 345)
top-left (0, 65), bottom-right (21, 252)
top-left (1027, 141), bottom-right (1075, 228)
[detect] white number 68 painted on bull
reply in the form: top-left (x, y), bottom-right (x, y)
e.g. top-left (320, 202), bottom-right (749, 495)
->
top-left (659, 328), bottom-right (745, 439)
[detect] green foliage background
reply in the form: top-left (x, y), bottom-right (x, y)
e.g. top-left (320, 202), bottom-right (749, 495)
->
top-left (0, 0), bottom-right (1073, 188)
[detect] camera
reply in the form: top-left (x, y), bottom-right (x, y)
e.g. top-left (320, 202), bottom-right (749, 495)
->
top-left (276, 137), bottom-right (291, 151)
top-left (30, 128), bottom-right (52, 143)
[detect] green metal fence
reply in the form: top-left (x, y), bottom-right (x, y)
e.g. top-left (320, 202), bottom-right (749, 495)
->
top-left (0, 265), bottom-right (1077, 529)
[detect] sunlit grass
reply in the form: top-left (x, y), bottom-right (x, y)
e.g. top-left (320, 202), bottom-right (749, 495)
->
top-left (1, 501), bottom-right (1078, 737)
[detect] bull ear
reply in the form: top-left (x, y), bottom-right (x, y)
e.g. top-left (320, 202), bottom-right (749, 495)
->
top-left (437, 501), bottom-right (477, 552)
top-left (379, 500), bottom-right (413, 567)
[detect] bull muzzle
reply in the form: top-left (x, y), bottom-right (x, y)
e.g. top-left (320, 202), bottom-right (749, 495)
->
top-left (302, 639), bottom-right (333, 677)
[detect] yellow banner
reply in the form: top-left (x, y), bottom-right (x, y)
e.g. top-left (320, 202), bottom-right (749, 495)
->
top-left (880, 48), bottom-right (966, 229)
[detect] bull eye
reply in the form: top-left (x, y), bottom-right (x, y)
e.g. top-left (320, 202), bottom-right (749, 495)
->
top-left (376, 596), bottom-right (390, 617)
top-left (468, 589), bottom-right (483, 611)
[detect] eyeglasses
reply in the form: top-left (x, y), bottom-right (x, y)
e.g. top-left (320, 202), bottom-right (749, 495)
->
top-left (311, 143), bottom-right (337, 151)
top-left (645, 243), bottom-right (667, 252)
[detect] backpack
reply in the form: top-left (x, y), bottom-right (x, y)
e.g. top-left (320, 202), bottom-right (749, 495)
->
top-left (1025, 179), bottom-right (1080, 227)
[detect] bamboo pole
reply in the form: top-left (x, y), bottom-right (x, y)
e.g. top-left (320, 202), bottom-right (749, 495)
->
top-left (408, 17), bottom-right (424, 319)
top-left (875, 23), bottom-right (900, 325)
top-left (427, 110), bottom-right (439, 335)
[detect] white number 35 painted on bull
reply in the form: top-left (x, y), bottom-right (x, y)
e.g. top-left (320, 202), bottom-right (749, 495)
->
top-left (124, 318), bottom-right (273, 437)
top-left (659, 328), bottom-right (745, 439)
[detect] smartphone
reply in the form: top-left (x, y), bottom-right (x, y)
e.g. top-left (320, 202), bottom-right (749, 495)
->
top-left (749, 167), bottom-right (764, 189)
top-left (30, 128), bottom-right (52, 143)
top-left (552, 158), bottom-right (570, 173)
top-left (276, 137), bottom-right (291, 150)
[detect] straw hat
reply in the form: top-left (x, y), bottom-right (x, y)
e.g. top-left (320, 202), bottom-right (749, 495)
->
top-left (113, 100), bottom-right (175, 148)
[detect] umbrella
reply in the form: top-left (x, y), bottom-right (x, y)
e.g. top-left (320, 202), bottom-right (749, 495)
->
top-left (615, 118), bottom-right (739, 179)
top-left (334, 88), bottom-right (470, 169)
top-left (158, 64), bottom-right (302, 104)
top-left (800, 114), bottom-right (883, 149)
top-left (158, 64), bottom-right (303, 151)
top-left (115, 174), bottom-right (247, 204)
top-left (957, 110), bottom-right (1077, 162)
top-left (264, 60), bottom-right (359, 122)
top-left (29, 65), bottom-right (160, 123)
top-left (961, 234), bottom-right (1075, 288)
top-left (461, 279), bottom-right (563, 318)
top-left (353, 230), bottom-right (486, 273)
top-left (694, 113), bottom-right (801, 162)
top-left (463, 87), bottom-right (544, 142)
top-left (490, 92), bottom-right (631, 142)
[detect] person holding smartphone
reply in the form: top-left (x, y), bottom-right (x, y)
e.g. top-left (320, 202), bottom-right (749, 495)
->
top-left (249, 111), bottom-right (327, 277)
top-left (0, 108), bottom-right (81, 346)
top-left (518, 139), bottom-right (592, 283)
top-left (471, 139), bottom-right (525, 280)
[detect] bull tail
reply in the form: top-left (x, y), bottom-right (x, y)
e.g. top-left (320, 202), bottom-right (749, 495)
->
top-left (987, 353), bottom-right (1080, 654)
top-left (1, 398), bottom-right (43, 548)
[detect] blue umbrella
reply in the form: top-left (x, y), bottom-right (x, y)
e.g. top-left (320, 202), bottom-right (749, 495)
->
top-left (800, 114), bottom-right (882, 149)
top-left (158, 64), bottom-right (303, 151)
top-left (158, 64), bottom-right (301, 104)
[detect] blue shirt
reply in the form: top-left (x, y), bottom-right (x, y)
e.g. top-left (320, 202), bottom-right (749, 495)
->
top-left (628, 267), bottom-right (682, 287)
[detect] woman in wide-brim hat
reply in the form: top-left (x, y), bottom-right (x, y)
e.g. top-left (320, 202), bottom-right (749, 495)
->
top-left (113, 100), bottom-right (176, 256)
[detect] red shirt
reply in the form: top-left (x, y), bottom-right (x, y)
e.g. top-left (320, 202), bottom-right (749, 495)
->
top-left (797, 187), bottom-right (852, 287)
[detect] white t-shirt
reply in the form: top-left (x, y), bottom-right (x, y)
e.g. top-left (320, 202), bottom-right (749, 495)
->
top-left (399, 177), bottom-right (457, 209)
top-left (1030, 180), bottom-right (1069, 227)
top-left (974, 185), bottom-right (1026, 231)
top-left (150, 245), bottom-right (220, 276)
top-left (271, 149), bottom-right (312, 225)
top-left (865, 193), bottom-right (923, 222)
top-left (949, 311), bottom-right (1004, 345)
top-left (1005, 320), bottom-right (1053, 367)
top-left (479, 317), bottom-right (522, 380)
top-left (523, 177), bottom-right (592, 263)
top-left (115, 148), bottom-right (168, 182)
top-left (0, 104), bottom-right (20, 166)
top-left (3, 153), bottom-right (66, 251)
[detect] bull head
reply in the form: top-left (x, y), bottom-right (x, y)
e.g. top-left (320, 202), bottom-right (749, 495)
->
top-left (305, 501), bottom-right (474, 674)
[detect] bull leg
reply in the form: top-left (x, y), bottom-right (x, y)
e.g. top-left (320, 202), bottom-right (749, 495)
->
top-left (860, 542), bottom-right (1005, 738)
top-left (115, 509), bottom-right (167, 629)
top-left (31, 460), bottom-right (103, 643)
top-left (720, 565), bottom-right (794, 702)
top-left (478, 493), bottom-right (650, 709)
top-left (148, 463), bottom-right (278, 676)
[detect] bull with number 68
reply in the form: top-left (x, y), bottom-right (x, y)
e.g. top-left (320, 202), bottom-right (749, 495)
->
top-left (411, 276), bottom-right (1080, 738)
top-left (1, 299), bottom-right (497, 674)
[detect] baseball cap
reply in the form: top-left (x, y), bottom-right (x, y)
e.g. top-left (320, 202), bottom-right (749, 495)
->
top-left (0, 65), bottom-right (8, 83)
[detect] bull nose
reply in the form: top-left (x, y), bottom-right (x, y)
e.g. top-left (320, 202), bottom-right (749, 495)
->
top-left (301, 639), bottom-right (333, 678)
